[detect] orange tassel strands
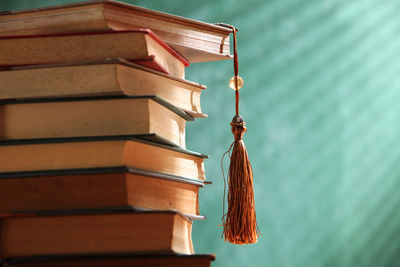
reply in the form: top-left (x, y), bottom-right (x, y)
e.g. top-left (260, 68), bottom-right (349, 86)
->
top-left (222, 115), bottom-right (259, 244)
top-left (221, 26), bottom-right (259, 244)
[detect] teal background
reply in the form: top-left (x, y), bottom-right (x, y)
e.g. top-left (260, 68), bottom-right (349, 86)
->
top-left (2, 0), bottom-right (400, 266)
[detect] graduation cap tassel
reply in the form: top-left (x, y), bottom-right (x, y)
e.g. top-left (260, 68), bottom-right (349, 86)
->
top-left (221, 26), bottom-right (259, 245)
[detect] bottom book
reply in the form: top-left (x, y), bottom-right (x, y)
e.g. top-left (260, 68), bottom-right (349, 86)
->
top-left (0, 210), bottom-right (193, 257)
top-left (2, 254), bottom-right (216, 267)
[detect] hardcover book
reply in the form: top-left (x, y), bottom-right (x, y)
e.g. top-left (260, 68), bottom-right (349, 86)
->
top-left (0, 59), bottom-right (206, 117)
top-left (0, 29), bottom-right (188, 78)
top-left (0, 136), bottom-right (207, 181)
top-left (0, 96), bottom-right (190, 148)
top-left (0, 210), bottom-right (194, 257)
top-left (0, 168), bottom-right (203, 218)
top-left (3, 254), bottom-right (216, 267)
top-left (0, 0), bottom-right (232, 62)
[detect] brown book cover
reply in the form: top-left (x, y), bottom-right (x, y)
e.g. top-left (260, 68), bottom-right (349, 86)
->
top-left (3, 254), bottom-right (216, 267)
top-left (0, 210), bottom-right (194, 257)
top-left (0, 167), bottom-right (204, 218)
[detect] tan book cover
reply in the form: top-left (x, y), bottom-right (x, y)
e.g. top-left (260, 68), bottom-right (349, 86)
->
top-left (0, 136), bottom-right (207, 181)
top-left (0, 59), bottom-right (206, 118)
top-left (0, 96), bottom-right (190, 148)
top-left (0, 29), bottom-right (188, 78)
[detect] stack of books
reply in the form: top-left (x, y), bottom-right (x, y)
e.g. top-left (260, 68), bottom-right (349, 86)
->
top-left (0, 1), bottom-right (232, 267)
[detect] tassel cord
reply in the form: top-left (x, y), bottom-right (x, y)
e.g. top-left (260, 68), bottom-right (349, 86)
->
top-left (220, 141), bottom-right (235, 229)
top-left (232, 26), bottom-right (240, 115)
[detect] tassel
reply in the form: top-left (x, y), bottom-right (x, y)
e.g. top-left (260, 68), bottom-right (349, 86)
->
top-left (221, 26), bottom-right (259, 245)
top-left (222, 115), bottom-right (259, 244)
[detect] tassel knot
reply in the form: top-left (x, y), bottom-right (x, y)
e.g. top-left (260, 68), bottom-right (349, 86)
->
top-left (231, 115), bottom-right (246, 140)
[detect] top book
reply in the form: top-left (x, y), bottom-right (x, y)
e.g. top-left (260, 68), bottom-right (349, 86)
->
top-left (0, 0), bottom-right (233, 63)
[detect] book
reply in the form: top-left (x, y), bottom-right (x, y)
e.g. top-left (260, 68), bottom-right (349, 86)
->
top-left (0, 136), bottom-right (207, 181)
top-left (0, 167), bottom-right (203, 217)
top-left (0, 29), bottom-right (188, 78)
top-left (3, 254), bottom-right (216, 267)
top-left (0, 0), bottom-right (232, 62)
top-left (0, 59), bottom-right (206, 118)
top-left (0, 210), bottom-right (194, 257)
top-left (0, 96), bottom-right (191, 148)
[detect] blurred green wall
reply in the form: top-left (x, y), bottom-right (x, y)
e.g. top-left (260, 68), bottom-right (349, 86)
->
top-left (2, 0), bottom-right (400, 266)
